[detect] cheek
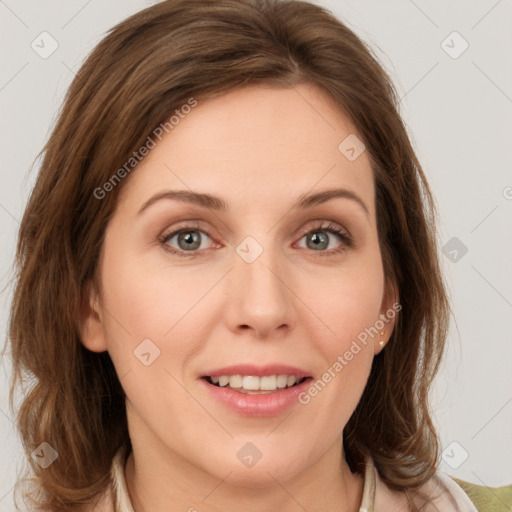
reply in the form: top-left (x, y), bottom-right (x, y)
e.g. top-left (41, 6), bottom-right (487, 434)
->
top-left (293, 246), bottom-right (383, 412)
top-left (100, 232), bottom-right (208, 329)
top-left (97, 251), bottom-right (213, 426)
top-left (299, 249), bottom-right (385, 350)
top-left (97, 240), bottom-right (230, 387)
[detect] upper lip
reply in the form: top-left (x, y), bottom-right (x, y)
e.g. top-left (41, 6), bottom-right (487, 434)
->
top-left (200, 364), bottom-right (311, 379)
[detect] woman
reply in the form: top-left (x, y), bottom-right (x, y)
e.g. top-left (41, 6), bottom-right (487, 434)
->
top-left (6, 0), bottom-right (494, 510)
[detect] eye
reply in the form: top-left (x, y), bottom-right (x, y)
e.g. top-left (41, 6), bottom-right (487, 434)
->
top-left (295, 221), bottom-right (353, 256)
top-left (158, 224), bottom-right (216, 258)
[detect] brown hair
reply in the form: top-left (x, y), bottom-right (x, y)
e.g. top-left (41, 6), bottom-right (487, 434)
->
top-left (5, 0), bottom-right (450, 510)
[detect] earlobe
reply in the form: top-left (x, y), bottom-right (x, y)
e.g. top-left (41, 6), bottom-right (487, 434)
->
top-left (79, 280), bottom-right (108, 353)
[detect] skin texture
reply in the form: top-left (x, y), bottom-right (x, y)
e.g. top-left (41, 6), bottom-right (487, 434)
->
top-left (80, 83), bottom-right (397, 512)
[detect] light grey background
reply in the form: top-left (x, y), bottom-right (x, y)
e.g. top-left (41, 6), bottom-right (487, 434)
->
top-left (1, 0), bottom-right (511, 509)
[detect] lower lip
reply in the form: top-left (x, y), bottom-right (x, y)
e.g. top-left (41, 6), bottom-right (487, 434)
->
top-left (200, 378), bottom-right (312, 417)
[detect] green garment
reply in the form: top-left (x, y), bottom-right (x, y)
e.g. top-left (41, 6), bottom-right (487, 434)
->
top-left (451, 477), bottom-right (512, 512)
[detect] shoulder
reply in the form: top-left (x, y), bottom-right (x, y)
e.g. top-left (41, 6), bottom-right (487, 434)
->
top-left (450, 476), bottom-right (512, 512)
top-left (412, 471), bottom-right (481, 511)
top-left (370, 457), bottom-right (483, 512)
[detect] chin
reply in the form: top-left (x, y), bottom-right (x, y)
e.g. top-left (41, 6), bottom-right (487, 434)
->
top-left (196, 443), bottom-right (308, 488)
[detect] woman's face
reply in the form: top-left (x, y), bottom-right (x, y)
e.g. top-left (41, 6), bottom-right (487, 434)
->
top-left (82, 82), bottom-right (396, 485)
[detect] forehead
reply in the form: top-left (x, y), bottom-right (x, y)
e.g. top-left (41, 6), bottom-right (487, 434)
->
top-left (117, 83), bottom-right (375, 219)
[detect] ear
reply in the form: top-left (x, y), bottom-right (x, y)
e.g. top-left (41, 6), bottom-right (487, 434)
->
top-left (375, 276), bottom-right (399, 354)
top-left (79, 279), bottom-right (108, 353)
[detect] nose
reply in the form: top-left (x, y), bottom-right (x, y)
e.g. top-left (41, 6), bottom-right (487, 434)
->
top-left (223, 245), bottom-right (296, 340)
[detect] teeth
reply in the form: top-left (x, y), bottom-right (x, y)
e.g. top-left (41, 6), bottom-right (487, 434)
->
top-left (208, 374), bottom-right (304, 392)
top-left (260, 375), bottom-right (276, 390)
top-left (229, 375), bottom-right (242, 388)
top-left (242, 376), bottom-right (260, 390)
top-left (218, 376), bottom-right (229, 387)
top-left (276, 375), bottom-right (288, 388)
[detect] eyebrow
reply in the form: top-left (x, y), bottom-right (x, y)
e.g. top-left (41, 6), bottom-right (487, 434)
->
top-left (137, 187), bottom-right (370, 218)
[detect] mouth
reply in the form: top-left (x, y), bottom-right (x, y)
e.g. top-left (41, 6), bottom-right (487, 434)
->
top-left (199, 364), bottom-right (313, 416)
top-left (202, 374), bottom-right (310, 394)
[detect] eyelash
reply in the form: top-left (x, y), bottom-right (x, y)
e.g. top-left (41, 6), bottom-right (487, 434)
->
top-left (157, 221), bottom-right (353, 259)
